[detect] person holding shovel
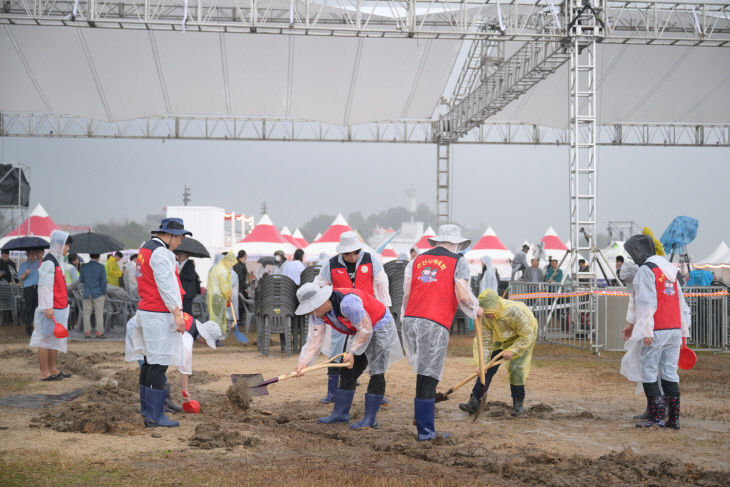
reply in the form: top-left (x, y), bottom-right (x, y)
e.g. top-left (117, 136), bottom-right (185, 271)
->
top-left (29, 230), bottom-right (73, 381)
top-left (313, 231), bottom-right (391, 405)
top-left (294, 282), bottom-right (402, 430)
top-left (129, 218), bottom-right (191, 428)
top-left (207, 251), bottom-right (237, 339)
top-left (459, 289), bottom-right (538, 417)
top-left (401, 224), bottom-right (481, 441)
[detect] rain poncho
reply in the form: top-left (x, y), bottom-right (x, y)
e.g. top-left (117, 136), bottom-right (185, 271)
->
top-left (105, 256), bottom-right (123, 286)
top-left (207, 251), bottom-right (236, 335)
top-left (130, 237), bottom-right (184, 366)
top-left (620, 255), bottom-right (690, 385)
top-left (400, 243), bottom-right (479, 380)
top-left (511, 251), bottom-right (529, 280)
top-left (298, 294), bottom-right (403, 375)
top-left (124, 261), bottom-right (139, 300)
top-left (30, 230), bottom-right (70, 353)
top-left (473, 289), bottom-right (538, 386)
top-left (479, 255), bottom-right (499, 294)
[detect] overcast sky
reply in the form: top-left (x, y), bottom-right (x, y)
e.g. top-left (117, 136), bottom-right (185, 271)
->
top-left (1, 136), bottom-right (728, 259)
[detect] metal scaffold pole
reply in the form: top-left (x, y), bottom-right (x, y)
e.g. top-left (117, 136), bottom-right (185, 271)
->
top-left (436, 143), bottom-right (451, 227)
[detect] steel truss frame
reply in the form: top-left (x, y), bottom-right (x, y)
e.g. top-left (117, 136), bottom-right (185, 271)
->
top-left (1, 0), bottom-right (729, 46)
top-left (2, 113), bottom-right (727, 146)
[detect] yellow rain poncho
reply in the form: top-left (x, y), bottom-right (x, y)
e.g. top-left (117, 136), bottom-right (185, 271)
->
top-left (642, 227), bottom-right (665, 256)
top-left (206, 251), bottom-right (237, 335)
top-left (473, 289), bottom-right (538, 386)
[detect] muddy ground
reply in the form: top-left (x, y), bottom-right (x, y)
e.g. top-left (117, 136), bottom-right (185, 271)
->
top-left (0, 326), bottom-right (728, 486)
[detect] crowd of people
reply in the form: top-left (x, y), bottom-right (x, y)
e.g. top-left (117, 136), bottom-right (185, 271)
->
top-left (11, 217), bottom-right (692, 441)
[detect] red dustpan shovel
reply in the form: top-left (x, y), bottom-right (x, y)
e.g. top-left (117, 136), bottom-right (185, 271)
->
top-left (678, 337), bottom-right (697, 370)
top-left (52, 317), bottom-right (68, 338)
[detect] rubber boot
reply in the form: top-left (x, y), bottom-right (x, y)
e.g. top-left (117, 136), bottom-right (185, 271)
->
top-left (163, 383), bottom-right (182, 413)
top-left (317, 389), bottom-right (354, 424)
top-left (139, 385), bottom-right (150, 420)
top-left (510, 384), bottom-right (525, 417)
top-left (350, 393), bottom-right (383, 430)
top-left (665, 396), bottom-right (680, 430)
top-left (319, 374), bottom-right (338, 405)
top-left (633, 396), bottom-right (650, 420)
top-left (380, 396), bottom-right (389, 407)
top-left (458, 378), bottom-right (483, 414)
top-left (414, 398), bottom-right (449, 441)
top-left (144, 387), bottom-right (180, 428)
top-left (636, 396), bottom-right (665, 428)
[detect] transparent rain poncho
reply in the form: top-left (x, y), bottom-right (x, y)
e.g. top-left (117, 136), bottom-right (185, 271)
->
top-left (479, 255), bottom-right (499, 294)
top-left (207, 251), bottom-right (236, 335)
top-left (473, 289), bottom-right (538, 386)
top-left (400, 243), bottom-right (479, 380)
top-left (298, 294), bottom-right (402, 375)
top-left (30, 229), bottom-right (70, 352)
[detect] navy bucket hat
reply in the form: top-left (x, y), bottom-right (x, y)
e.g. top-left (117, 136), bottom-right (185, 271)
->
top-left (151, 218), bottom-right (192, 237)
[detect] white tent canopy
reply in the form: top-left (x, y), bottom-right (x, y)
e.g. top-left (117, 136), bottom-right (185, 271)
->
top-left (695, 241), bottom-right (730, 267)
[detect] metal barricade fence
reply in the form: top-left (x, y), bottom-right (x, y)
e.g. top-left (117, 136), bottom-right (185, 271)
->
top-left (683, 286), bottom-right (728, 351)
top-left (509, 281), bottom-right (598, 351)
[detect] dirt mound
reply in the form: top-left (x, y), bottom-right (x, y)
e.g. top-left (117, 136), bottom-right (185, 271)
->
top-left (190, 370), bottom-right (218, 385)
top-left (188, 423), bottom-right (260, 450)
top-left (57, 352), bottom-right (121, 381)
top-left (0, 348), bottom-right (35, 360)
top-left (226, 382), bottom-right (252, 411)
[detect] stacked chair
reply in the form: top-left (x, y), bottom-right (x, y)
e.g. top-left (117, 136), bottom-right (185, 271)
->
top-left (299, 265), bottom-right (321, 285)
top-left (383, 259), bottom-right (408, 335)
top-left (255, 274), bottom-right (299, 356)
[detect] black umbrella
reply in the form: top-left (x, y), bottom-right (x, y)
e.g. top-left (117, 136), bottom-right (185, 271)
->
top-left (70, 231), bottom-right (124, 254)
top-left (256, 256), bottom-right (277, 266)
top-left (1, 236), bottom-right (50, 251)
top-left (173, 237), bottom-right (210, 258)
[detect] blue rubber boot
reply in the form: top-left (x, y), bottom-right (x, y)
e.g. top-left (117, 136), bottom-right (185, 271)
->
top-left (319, 374), bottom-right (339, 405)
top-left (350, 394), bottom-right (383, 430)
top-left (317, 388), bottom-right (354, 424)
top-left (144, 387), bottom-right (180, 428)
top-left (139, 385), bottom-right (150, 420)
top-left (414, 398), bottom-right (449, 441)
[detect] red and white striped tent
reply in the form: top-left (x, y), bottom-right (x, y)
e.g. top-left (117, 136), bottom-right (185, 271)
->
top-left (303, 214), bottom-right (354, 261)
top-left (465, 227), bottom-right (514, 276)
top-left (0, 203), bottom-right (59, 248)
top-left (292, 228), bottom-right (309, 249)
top-left (233, 214), bottom-right (295, 257)
top-left (540, 226), bottom-right (569, 263)
top-left (412, 226), bottom-right (436, 252)
top-left (380, 244), bottom-right (398, 264)
top-left (280, 226), bottom-right (301, 248)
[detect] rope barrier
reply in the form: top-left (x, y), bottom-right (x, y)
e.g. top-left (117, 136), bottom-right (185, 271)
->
top-left (510, 289), bottom-right (729, 300)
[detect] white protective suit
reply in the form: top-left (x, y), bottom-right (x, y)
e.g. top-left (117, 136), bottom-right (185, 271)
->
top-left (298, 293), bottom-right (403, 374)
top-left (314, 252), bottom-right (391, 359)
top-left (29, 230), bottom-right (70, 353)
top-left (479, 255), bottom-right (499, 294)
top-left (124, 260), bottom-right (139, 300)
top-left (620, 256), bottom-right (691, 385)
top-left (400, 243), bottom-right (479, 380)
top-left (130, 237), bottom-right (184, 366)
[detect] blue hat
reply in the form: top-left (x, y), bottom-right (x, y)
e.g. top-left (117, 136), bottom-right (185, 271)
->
top-left (152, 218), bottom-right (192, 237)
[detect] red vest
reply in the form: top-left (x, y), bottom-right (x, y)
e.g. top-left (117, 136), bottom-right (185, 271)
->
top-left (330, 253), bottom-right (375, 296)
top-left (645, 262), bottom-right (681, 330)
top-left (42, 254), bottom-right (68, 309)
top-left (322, 288), bottom-right (386, 336)
top-left (137, 239), bottom-right (185, 313)
top-left (404, 247), bottom-right (460, 330)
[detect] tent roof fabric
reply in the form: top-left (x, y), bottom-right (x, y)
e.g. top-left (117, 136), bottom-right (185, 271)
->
top-left (471, 226), bottom-right (508, 250)
top-left (280, 226), bottom-right (301, 248)
top-left (303, 214), bottom-right (354, 259)
top-left (465, 227), bottom-right (514, 262)
top-left (413, 226), bottom-right (436, 250)
top-left (695, 241), bottom-right (730, 267)
top-left (238, 214), bottom-right (295, 254)
top-left (3, 203), bottom-right (58, 238)
top-left (292, 228), bottom-right (309, 248)
top-left (541, 226), bottom-right (568, 251)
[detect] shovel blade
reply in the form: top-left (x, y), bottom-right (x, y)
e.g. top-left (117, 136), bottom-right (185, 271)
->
top-left (472, 393), bottom-right (488, 422)
top-left (233, 325), bottom-right (249, 343)
top-left (434, 391), bottom-right (450, 403)
top-left (230, 373), bottom-right (269, 396)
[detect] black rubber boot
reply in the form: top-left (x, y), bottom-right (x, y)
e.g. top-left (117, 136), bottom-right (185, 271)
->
top-left (458, 378), bottom-right (483, 414)
top-left (163, 383), bottom-right (182, 413)
top-left (636, 396), bottom-right (665, 428)
top-left (510, 384), bottom-right (525, 417)
top-left (633, 396), bottom-right (650, 420)
top-left (665, 396), bottom-right (680, 430)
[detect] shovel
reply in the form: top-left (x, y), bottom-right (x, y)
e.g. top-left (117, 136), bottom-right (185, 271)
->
top-left (231, 353), bottom-right (351, 396)
top-left (230, 302), bottom-right (249, 344)
top-left (473, 349), bottom-right (508, 422)
top-left (435, 371), bottom-right (479, 403)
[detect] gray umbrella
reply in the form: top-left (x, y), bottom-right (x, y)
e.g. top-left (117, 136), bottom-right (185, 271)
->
top-left (70, 231), bottom-right (124, 254)
top-left (173, 237), bottom-right (210, 258)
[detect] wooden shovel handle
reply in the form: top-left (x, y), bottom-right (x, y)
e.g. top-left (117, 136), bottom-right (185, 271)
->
top-left (276, 353), bottom-right (350, 382)
top-left (444, 352), bottom-right (508, 396)
top-left (475, 316), bottom-right (486, 388)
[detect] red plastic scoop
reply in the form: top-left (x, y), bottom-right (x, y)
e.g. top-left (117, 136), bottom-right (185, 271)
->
top-left (52, 318), bottom-right (68, 338)
top-left (182, 400), bottom-right (201, 414)
top-left (678, 337), bottom-right (697, 370)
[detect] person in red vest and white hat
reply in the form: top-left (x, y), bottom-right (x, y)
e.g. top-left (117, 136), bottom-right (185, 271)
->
top-left (401, 224), bottom-right (482, 441)
top-left (294, 282), bottom-right (402, 430)
top-left (130, 218), bottom-right (191, 427)
top-left (313, 231), bottom-right (391, 405)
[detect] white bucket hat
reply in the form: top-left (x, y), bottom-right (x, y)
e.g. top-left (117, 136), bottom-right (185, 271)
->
top-left (197, 320), bottom-right (223, 349)
top-left (336, 231), bottom-right (363, 254)
top-left (295, 282), bottom-right (333, 315)
top-left (427, 224), bottom-right (471, 252)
